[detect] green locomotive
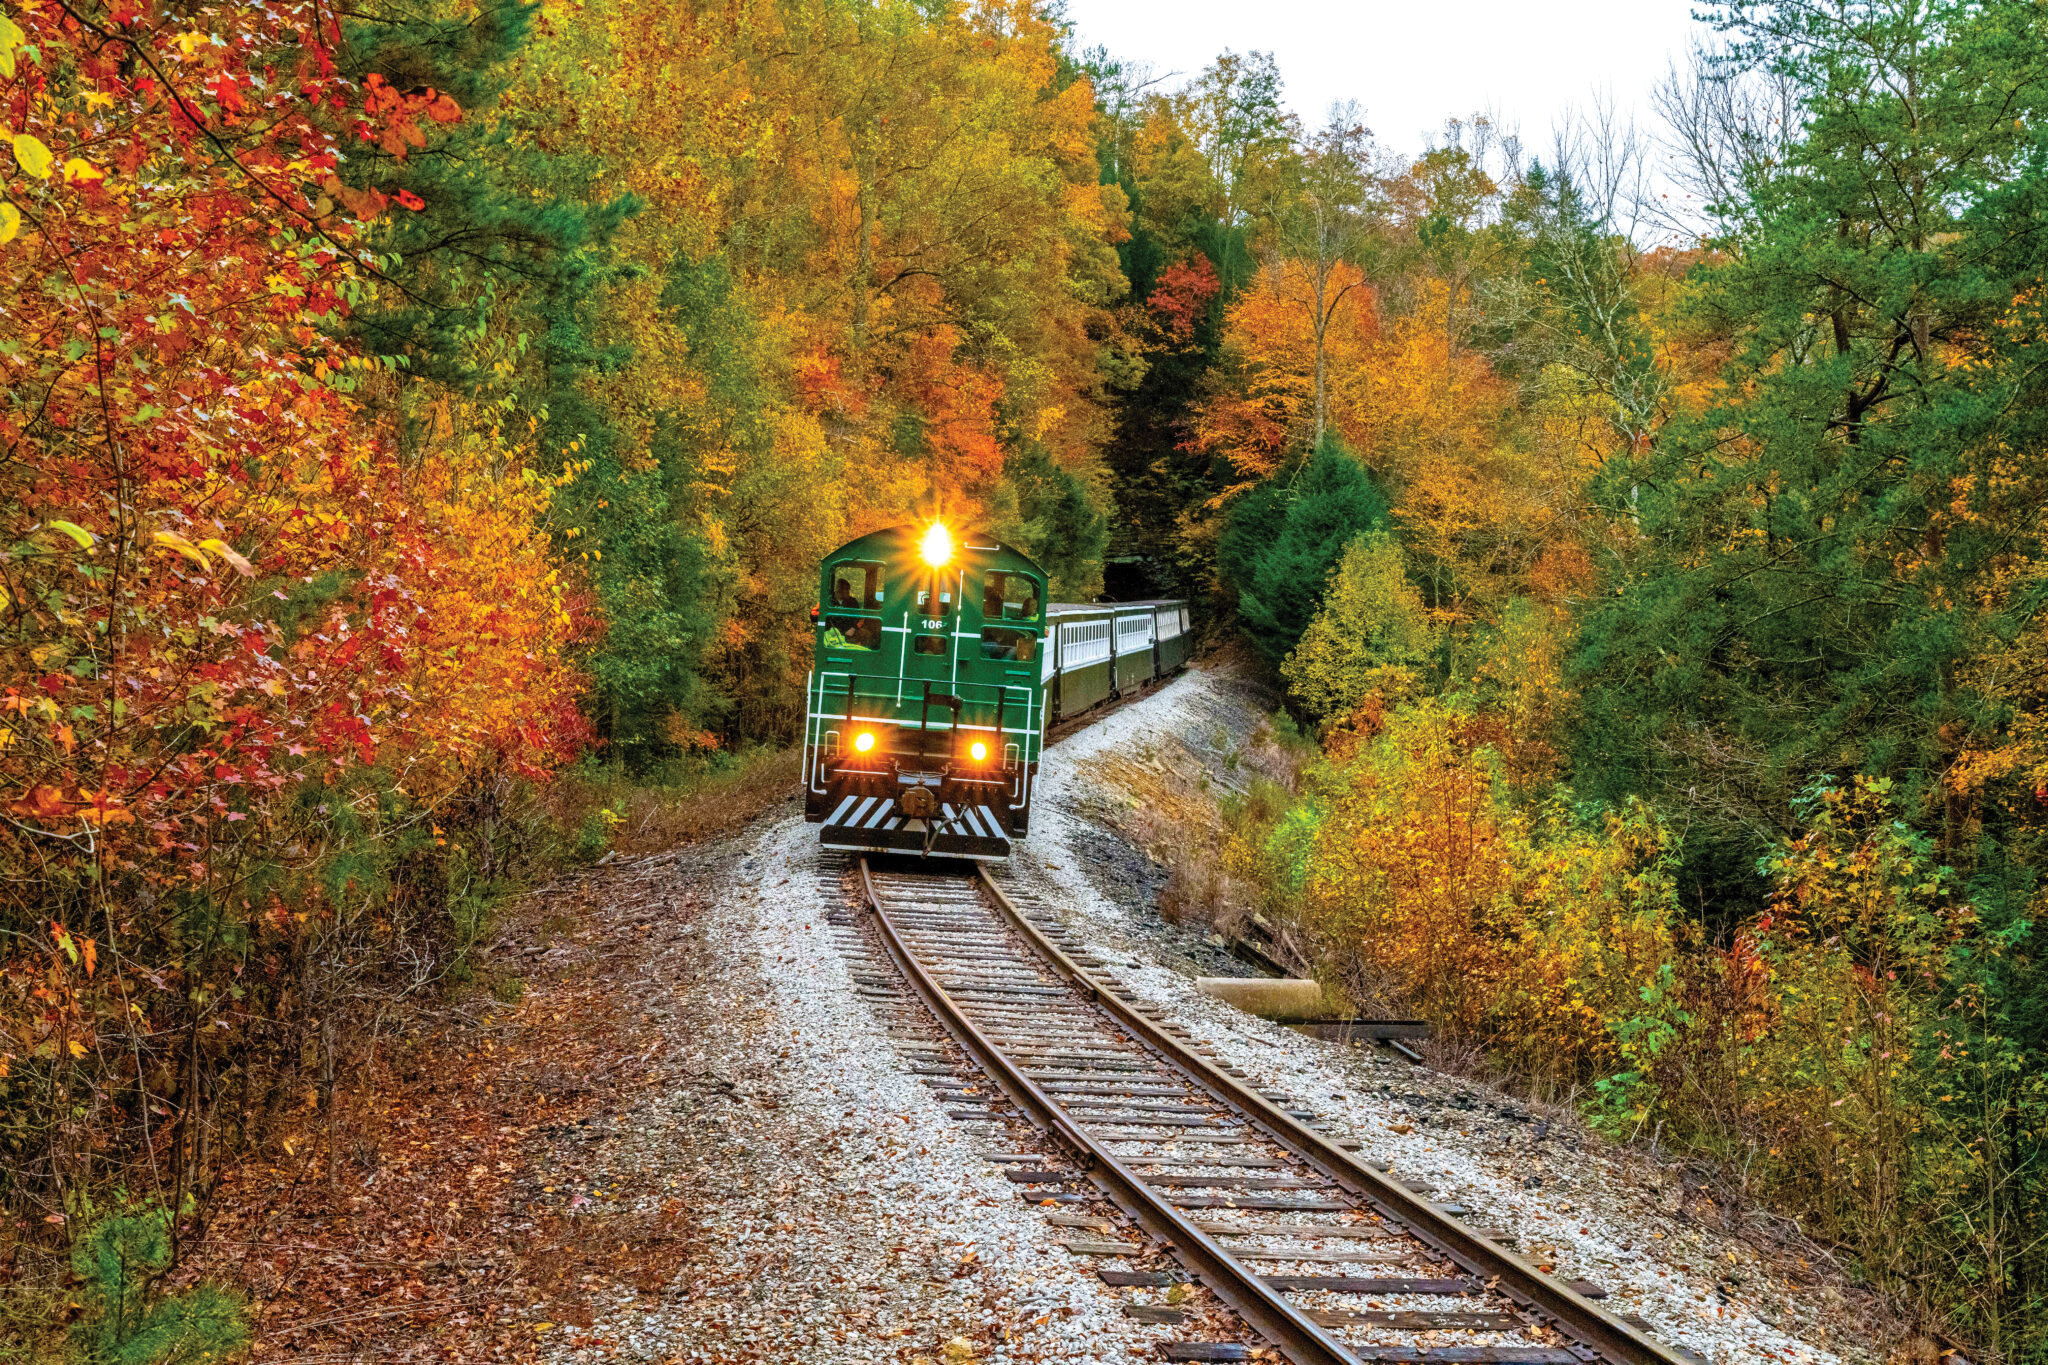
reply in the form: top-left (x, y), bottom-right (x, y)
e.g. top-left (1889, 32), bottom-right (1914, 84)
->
top-left (802, 522), bottom-right (1192, 859)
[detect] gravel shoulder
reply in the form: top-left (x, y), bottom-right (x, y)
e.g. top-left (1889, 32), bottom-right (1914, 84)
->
top-left (197, 809), bottom-right (1163, 1364)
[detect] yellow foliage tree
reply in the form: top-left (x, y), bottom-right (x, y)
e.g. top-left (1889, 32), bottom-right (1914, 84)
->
top-left (1294, 699), bottom-right (1680, 1083)
top-left (1282, 532), bottom-right (1436, 721)
top-left (1195, 267), bottom-right (1591, 620)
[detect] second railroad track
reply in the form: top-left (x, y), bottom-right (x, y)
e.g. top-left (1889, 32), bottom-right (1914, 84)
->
top-left (828, 856), bottom-right (1701, 1365)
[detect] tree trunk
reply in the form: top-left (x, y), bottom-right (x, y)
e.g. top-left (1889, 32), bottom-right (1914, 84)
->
top-left (1312, 255), bottom-right (1329, 448)
top-left (850, 118), bottom-right (876, 352)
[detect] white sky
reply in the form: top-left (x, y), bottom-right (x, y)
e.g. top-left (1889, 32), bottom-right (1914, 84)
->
top-left (1062, 0), bottom-right (1713, 163)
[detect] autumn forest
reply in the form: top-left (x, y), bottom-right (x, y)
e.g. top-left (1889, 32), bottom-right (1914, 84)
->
top-left (4, 0), bottom-right (2048, 1358)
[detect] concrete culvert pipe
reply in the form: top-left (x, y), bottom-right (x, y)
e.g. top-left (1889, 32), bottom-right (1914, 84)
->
top-left (1195, 977), bottom-right (1329, 1022)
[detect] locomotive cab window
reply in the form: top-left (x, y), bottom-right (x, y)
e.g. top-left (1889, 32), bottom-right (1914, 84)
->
top-left (822, 616), bottom-right (881, 651)
top-left (982, 572), bottom-right (1040, 621)
top-left (912, 634), bottom-right (949, 656)
top-left (828, 562), bottom-right (885, 612)
top-left (981, 627), bottom-right (1037, 662)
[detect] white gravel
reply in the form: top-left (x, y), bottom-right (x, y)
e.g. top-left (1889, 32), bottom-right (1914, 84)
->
top-left (547, 809), bottom-right (1173, 1364)
top-left (1004, 664), bottom-right (1880, 1365)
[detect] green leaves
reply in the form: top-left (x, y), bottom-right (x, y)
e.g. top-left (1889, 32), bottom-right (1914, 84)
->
top-left (1578, 0), bottom-right (2048, 881)
top-left (68, 1208), bottom-right (252, 1365)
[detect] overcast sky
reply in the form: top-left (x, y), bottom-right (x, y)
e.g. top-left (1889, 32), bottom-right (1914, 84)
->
top-left (1061, 0), bottom-right (1713, 163)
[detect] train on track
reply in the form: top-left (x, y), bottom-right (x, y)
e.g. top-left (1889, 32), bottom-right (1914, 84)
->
top-left (802, 522), bottom-right (1191, 861)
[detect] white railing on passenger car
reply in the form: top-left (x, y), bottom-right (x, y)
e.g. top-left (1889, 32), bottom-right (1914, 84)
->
top-left (1060, 619), bottom-right (1113, 669)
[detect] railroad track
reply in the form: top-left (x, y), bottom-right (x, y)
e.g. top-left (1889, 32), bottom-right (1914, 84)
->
top-left (826, 856), bottom-right (1703, 1365)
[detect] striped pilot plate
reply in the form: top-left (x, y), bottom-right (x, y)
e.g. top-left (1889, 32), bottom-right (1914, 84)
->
top-left (820, 794), bottom-right (1012, 859)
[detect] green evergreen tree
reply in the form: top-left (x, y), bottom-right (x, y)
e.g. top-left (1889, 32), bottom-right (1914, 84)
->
top-left (1574, 0), bottom-right (2048, 879)
top-left (994, 446), bottom-right (1112, 603)
top-left (338, 0), bottom-right (641, 382)
top-left (1215, 480), bottom-right (1286, 609)
top-left (324, 0), bottom-right (734, 769)
top-left (1224, 436), bottom-right (1391, 668)
top-left (557, 255), bottom-right (786, 762)
top-left (1569, 11), bottom-right (2048, 1343)
top-left (68, 1212), bottom-right (249, 1365)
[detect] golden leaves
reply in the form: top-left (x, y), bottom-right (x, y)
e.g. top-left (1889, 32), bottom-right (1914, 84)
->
top-left (10, 133), bottom-right (52, 179)
top-left (199, 538), bottom-right (255, 576)
top-left (44, 520), bottom-right (94, 550)
top-left (0, 15), bottom-right (22, 77)
top-left (151, 530), bottom-right (212, 569)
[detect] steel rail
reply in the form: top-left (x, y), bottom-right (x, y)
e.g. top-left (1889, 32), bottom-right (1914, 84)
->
top-left (856, 858), bottom-right (1361, 1365)
top-left (977, 865), bottom-right (1693, 1365)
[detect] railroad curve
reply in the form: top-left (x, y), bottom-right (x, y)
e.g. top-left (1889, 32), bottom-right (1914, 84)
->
top-left (831, 856), bottom-right (1703, 1365)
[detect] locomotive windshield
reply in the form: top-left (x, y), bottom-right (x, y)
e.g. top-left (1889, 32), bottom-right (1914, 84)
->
top-left (981, 627), bottom-right (1037, 661)
top-left (822, 617), bottom-right (880, 650)
top-left (822, 560), bottom-right (884, 650)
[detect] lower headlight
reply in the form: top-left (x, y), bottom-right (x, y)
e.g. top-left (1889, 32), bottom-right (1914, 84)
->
top-left (969, 740), bottom-right (988, 761)
top-left (854, 731), bottom-right (876, 753)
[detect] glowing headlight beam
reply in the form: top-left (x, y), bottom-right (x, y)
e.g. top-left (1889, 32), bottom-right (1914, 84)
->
top-left (854, 731), bottom-right (876, 753)
top-left (970, 740), bottom-right (988, 761)
top-left (919, 521), bottom-right (953, 568)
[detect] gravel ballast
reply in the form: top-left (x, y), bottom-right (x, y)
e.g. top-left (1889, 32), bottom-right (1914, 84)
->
top-left (542, 810), bottom-right (1174, 1364)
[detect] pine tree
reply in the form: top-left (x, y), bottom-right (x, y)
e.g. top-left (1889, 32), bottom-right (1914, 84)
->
top-left (1573, 0), bottom-right (2048, 872)
top-left (1003, 447), bottom-right (1111, 603)
top-left (1226, 436), bottom-right (1391, 667)
top-left (337, 0), bottom-right (640, 381)
top-left (68, 1211), bottom-right (249, 1365)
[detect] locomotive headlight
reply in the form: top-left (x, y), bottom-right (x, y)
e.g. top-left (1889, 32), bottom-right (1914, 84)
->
top-left (854, 731), bottom-right (876, 754)
top-left (919, 521), bottom-right (953, 568)
top-left (969, 740), bottom-right (988, 762)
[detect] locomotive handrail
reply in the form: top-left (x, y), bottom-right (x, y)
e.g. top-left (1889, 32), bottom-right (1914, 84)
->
top-left (917, 684), bottom-right (963, 767)
top-left (814, 670), bottom-right (1038, 735)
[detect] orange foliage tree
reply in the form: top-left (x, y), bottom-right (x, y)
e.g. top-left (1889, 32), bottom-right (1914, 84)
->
top-left (1197, 265), bottom-right (1588, 617)
top-left (1190, 259), bottom-right (1378, 493)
